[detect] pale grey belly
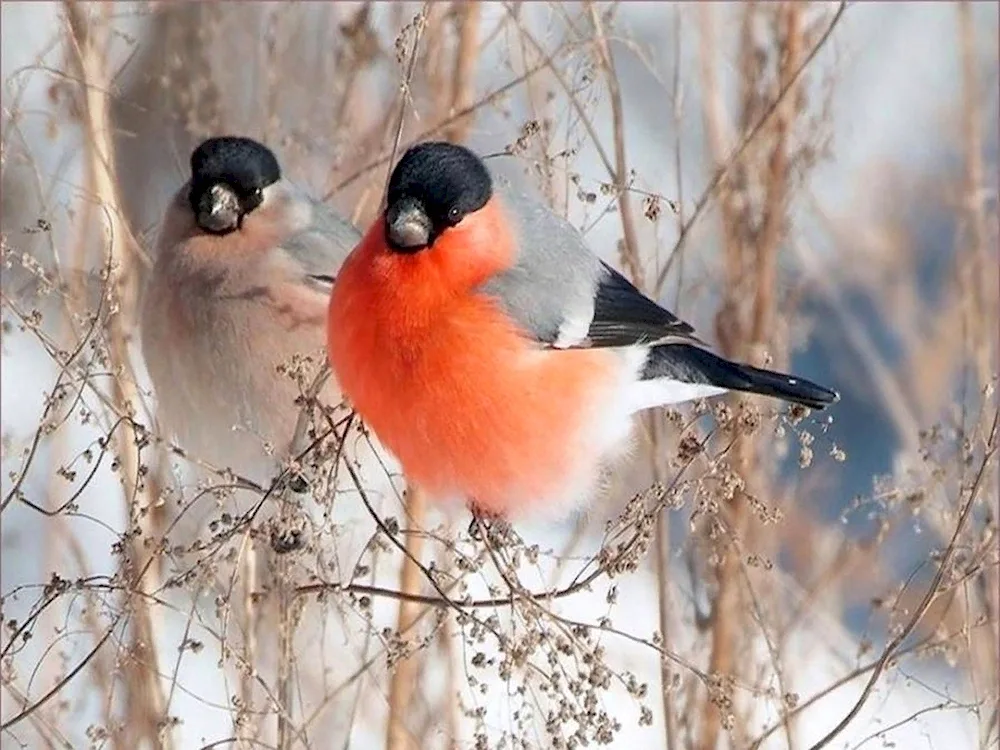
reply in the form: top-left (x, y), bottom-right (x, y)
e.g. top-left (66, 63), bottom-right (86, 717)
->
top-left (142, 301), bottom-right (330, 484)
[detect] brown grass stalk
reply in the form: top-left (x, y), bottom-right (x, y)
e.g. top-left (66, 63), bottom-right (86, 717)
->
top-left (275, 550), bottom-right (296, 750)
top-left (272, 366), bottom-right (336, 749)
top-left (384, 484), bottom-right (429, 750)
top-left (238, 546), bottom-right (262, 745)
top-left (586, 2), bottom-right (644, 287)
top-left (957, 1), bottom-right (995, 391)
top-left (696, 4), bottom-right (804, 748)
top-left (953, 2), bottom-right (998, 734)
top-left (442, 1), bottom-right (481, 144)
top-left (63, 3), bottom-right (172, 747)
top-left (694, 7), bottom-right (741, 747)
top-left (653, 499), bottom-right (679, 750)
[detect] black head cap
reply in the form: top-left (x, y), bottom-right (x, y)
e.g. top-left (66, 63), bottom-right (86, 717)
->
top-left (384, 141), bottom-right (493, 252)
top-left (188, 136), bottom-right (281, 234)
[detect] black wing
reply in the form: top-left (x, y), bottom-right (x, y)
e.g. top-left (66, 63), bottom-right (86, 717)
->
top-left (475, 183), bottom-right (705, 349)
top-left (583, 262), bottom-right (703, 348)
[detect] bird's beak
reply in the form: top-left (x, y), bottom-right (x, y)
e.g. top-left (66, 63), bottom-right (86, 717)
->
top-left (196, 183), bottom-right (242, 234)
top-left (386, 197), bottom-right (432, 251)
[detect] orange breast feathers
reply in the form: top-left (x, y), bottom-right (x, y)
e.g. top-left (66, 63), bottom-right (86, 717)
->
top-left (326, 198), bottom-right (620, 516)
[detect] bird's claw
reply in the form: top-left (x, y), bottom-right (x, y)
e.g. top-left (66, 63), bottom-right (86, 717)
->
top-left (287, 472), bottom-right (309, 494)
top-left (270, 525), bottom-right (306, 554)
top-left (468, 507), bottom-right (511, 545)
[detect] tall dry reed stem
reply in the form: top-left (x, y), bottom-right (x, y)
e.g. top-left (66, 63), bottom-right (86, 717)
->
top-left (697, 3), bottom-right (804, 748)
top-left (384, 484), bottom-right (429, 750)
top-left (63, 3), bottom-right (172, 748)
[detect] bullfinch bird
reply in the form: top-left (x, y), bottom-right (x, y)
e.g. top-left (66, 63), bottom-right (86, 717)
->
top-left (141, 136), bottom-right (360, 483)
top-left (325, 141), bottom-right (839, 521)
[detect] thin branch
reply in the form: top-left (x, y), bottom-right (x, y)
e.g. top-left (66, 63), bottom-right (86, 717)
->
top-left (323, 27), bottom-right (566, 201)
top-left (585, 2), bottom-right (644, 286)
top-left (382, 6), bottom-right (429, 201)
top-left (653, 1), bottom-right (848, 295)
top-left (805, 409), bottom-right (998, 750)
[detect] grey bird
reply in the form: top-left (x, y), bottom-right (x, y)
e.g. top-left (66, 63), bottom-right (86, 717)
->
top-left (141, 136), bottom-right (360, 485)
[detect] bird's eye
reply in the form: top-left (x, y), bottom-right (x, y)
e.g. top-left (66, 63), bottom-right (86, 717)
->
top-left (447, 206), bottom-right (463, 224)
top-left (243, 187), bottom-right (265, 211)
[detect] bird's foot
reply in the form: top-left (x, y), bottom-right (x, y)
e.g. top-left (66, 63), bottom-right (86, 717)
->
top-left (270, 519), bottom-right (308, 554)
top-left (468, 504), bottom-right (511, 545)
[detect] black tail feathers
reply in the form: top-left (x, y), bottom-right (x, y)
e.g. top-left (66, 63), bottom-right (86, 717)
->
top-left (641, 344), bottom-right (839, 410)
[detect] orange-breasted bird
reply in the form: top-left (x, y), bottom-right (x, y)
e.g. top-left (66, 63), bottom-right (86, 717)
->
top-left (324, 141), bottom-right (838, 521)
